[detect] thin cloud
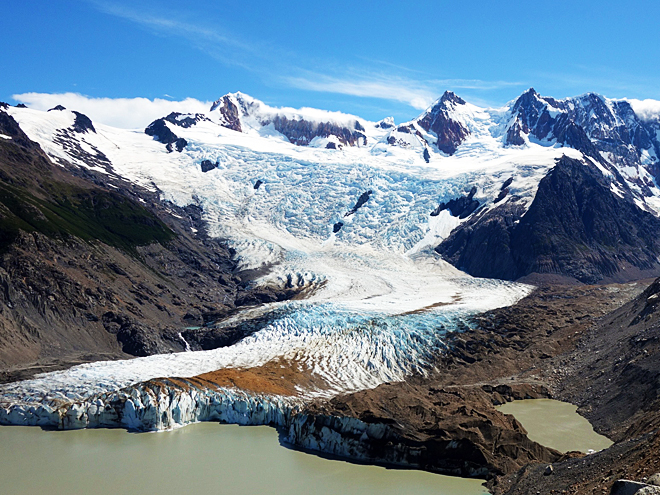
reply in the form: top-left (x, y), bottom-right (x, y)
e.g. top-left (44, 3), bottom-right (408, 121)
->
top-left (88, 1), bottom-right (265, 70)
top-left (285, 75), bottom-right (438, 110)
top-left (86, 2), bottom-right (524, 111)
top-left (12, 92), bottom-right (212, 128)
top-left (285, 73), bottom-right (524, 110)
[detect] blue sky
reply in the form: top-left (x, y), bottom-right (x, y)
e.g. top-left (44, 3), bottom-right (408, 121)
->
top-left (3, 0), bottom-right (660, 125)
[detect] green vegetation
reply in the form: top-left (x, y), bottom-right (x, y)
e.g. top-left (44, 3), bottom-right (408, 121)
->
top-left (0, 181), bottom-right (175, 254)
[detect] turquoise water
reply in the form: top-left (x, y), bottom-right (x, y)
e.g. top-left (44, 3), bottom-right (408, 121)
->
top-left (497, 398), bottom-right (613, 453)
top-left (0, 423), bottom-right (488, 495)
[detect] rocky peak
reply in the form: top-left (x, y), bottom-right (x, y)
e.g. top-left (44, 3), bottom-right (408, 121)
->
top-left (210, 94), bottom-right (243, 132)
top-left (71, 111), bottom-right (96, 134)
top-left (163, 112), bottom-right (208, 129)
top-left (375, 117), bottom-right (395, 129)
top-left (439, 90), bottom-right (466, 108)
top-left (506, 88), bottom-right (557, 144)
top-left (415, 91), bottom-right (470, 155)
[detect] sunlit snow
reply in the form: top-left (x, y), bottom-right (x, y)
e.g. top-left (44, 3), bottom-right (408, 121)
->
top-left (0, 96), bottom-right (635, 409)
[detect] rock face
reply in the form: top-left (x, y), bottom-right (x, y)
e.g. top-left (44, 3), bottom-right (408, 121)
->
top-left (144, 119), bottom-right (187, 152)
top-left (209, 92), bottom-right (367, 147)
top-left (437, 156), bottom-right (660, 283)
top-left (163, 112), bottom-right (208, 129)
top-left (210, 94), bottom-right (243, 132)
top-left (416, 91), bottom-right (470, 155)
top-left (264, 115), bottom-right (366, 147)
top-left (431, 186), bottom-right (480, 218)
top-left (71, 111), bottom-right (96, 134)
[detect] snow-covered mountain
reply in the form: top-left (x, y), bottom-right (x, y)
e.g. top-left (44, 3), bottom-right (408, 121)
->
top-left (3, 88), bottom-right (660, 433)
top-left (4, 88), bottom-right (660, 286)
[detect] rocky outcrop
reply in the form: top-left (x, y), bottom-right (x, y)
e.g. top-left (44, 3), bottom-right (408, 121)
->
top-left (416, 91), bottom-right (470, 155)
top-left (210, 95), bottom-right (243, 132)
top-left (345, 190), bottom-right (373, 217)
top-left (264, 115), bottom-right (366, 147)
top-left (144, 119), bottom-right (187, 152)
top-left (210, 93), bottom-right (367, 147)
top-left (71, 111), bottom-right (96, 134)
top-left (505, 89), bottom-right (660, 173)
top-left (200, 159), bottom-right (218, 173)
top-left (437, 156), bottom-right (660, 283)
top-left (163, 112), bottom-right (208, 129)
top-left (431, 186), bottom-right (480, 218)
top-left (375, 117), bottom-right (394, 129)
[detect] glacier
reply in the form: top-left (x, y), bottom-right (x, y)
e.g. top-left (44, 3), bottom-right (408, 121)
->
top-left (2, 91), bottom-right (648, 434)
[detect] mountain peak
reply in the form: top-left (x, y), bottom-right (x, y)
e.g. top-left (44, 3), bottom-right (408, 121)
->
top-left (439, 91), bottom-right (466, 107)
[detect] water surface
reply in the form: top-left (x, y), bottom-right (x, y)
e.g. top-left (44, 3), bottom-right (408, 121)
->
top-left (497, 398), bottom-right (613, 453)
top-left (0, 423), bottom-right (488, 495)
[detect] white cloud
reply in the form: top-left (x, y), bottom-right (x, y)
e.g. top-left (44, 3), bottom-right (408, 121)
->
top-left (626, 98), bottom-right (660, 122)
top-left (285, 75), bottom-right (438, 110)
top-left (12, 93), bottom-right (212, 129)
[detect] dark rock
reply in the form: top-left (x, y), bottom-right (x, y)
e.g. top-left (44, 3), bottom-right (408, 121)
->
top-left (610, 480), bottom-right (660, 495)
top-left (325, 142), bottom-right (337, 149)
top-left (333, 221), bottom-right (343, 233)
top-left (200, 160), bottom-right (218, 173)
top-left (544, 464), bottom-right (554, 475)
top-left (264, 115), bottom-right (366, 147)
top-left (345, 190), bottom-right (373, 217)
top-left (375, 118), bottom-right (394, 129)
top-left (0, 110), bottom-right (41, 150)
top-left (48, 105), bottom-right (66, 112)
top-left (210, 95), bottom-right (242, 132)
top-left (145, 119), bottom-right (187, 152)
top-left (101, 311), bottom-right (161, 356)
top-left (253, 179), bottom-right (263, 190)
top-left (15, 104), bottom-right (27, 108)
top-left (494, 188), bottom-right (509, 203)
top-left (417, 91), bottom-right (470, 155)
top-left (145, 119), bottom-right (177, 143)
top-left (436, 156), bottom-right (660, 283)
top-left (501, 177), bottom-right (514, 190)
top-left (163, 112), bottom-right (207, 128)
top-left (423, 148), bottom-right (431, 163)
top-left (431, 186), bottom-right (479, 218)
top-left (71, 111), bottom-right (96, 134)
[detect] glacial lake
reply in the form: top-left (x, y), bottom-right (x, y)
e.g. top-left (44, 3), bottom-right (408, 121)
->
top-left (0, 423), bottom-right (488, 495)
top-left (497, 398), bottom-right (613, 453)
